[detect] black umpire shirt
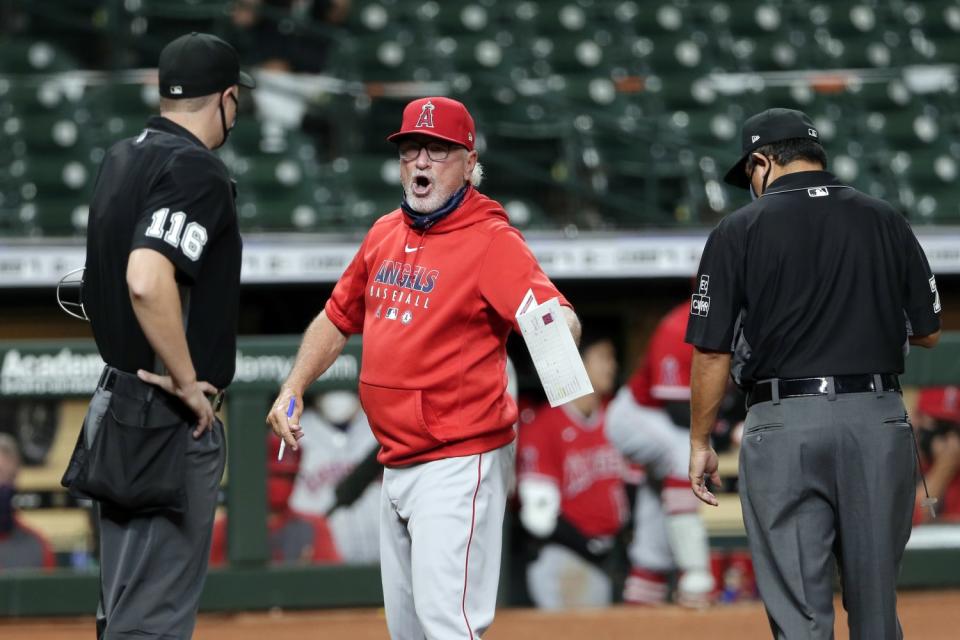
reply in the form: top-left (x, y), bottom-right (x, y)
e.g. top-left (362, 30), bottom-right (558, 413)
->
top-left (685, 170), bottom-right (941, 386)
top-left (84, 116), bottom-right (242, 389)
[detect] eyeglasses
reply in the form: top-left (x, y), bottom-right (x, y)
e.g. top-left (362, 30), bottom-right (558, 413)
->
top-left (398, 140), bottom-right (456, 162)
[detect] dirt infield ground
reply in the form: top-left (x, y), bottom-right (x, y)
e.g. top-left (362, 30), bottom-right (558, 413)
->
top-left (3, 591), bottom-right (959, 639)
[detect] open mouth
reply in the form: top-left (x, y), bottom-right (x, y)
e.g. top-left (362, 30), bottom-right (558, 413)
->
top-left (411, 175), bottom-right (432, 197)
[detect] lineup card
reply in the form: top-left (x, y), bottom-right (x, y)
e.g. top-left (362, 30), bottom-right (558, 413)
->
top-left (516, 294), bottom-right (594, 407)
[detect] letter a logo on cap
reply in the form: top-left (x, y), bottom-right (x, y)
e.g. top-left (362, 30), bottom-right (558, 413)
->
top-left (415, 100), bottom-right (435, 129)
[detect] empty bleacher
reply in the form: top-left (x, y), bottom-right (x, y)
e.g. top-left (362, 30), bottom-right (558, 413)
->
top-left (1, 0), bottom-right (958, 236)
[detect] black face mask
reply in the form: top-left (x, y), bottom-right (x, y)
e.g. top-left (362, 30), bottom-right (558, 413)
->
top-left (0, 484), bottom-right (15, 534)
top-left (214, 92), bottom-right (239, 149)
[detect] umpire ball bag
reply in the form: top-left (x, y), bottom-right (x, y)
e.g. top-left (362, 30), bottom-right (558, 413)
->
top-left (62, 371), bottom-right (191, 515)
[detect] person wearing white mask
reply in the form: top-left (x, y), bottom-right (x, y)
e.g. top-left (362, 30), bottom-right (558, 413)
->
top-left (288, 391), bottom-right (381, 564)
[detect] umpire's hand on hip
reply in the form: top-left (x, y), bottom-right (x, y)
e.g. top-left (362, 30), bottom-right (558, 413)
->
top-left (689, 445), bottom-right (721, 506)
top-left (137, 370), bottom-right (218, 437)
top-left (266, 388), bottom-right (305, 452)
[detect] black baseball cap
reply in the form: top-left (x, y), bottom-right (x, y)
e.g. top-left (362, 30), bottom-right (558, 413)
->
top-left (158, 32), bottom-right (255, 99)
top-left (723, 108), bottom-right (821, 188)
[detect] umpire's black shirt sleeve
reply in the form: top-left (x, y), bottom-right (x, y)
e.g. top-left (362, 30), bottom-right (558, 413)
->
top-left (685, 217), bottom-right (745, 352)
top-left (131, 147), bottom-right (232, 281)
top-left (899, 216), bottom-right (941, 337)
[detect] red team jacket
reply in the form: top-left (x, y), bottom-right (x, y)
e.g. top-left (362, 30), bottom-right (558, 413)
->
top-left (517, 404), bottom-right (628, 537)
top-left (325, 187), bottom-right (569, 466)
top-left (628, 302), bottom-right (693, 408)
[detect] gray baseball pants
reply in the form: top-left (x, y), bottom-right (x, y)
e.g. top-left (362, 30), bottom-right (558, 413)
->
top-left (740, 387), bottom-right (916, 640)
top-left (380, 443), bottom-right (513, 640)
top-left (84, 386), bottom-right (226, 639)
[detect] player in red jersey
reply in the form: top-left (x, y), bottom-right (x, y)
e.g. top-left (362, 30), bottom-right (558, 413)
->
top-left (607, 302), bottom-right (715, 607)
top-left (209, 435), bottom-right (340, 567)
top-left (517, 333), bottom-right (628, 609)
top-left (913, 386), bottom-right (960, 524)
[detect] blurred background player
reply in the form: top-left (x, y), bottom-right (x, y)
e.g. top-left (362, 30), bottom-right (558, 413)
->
top-left (0, 434), bottom-right (55, 571)
top-left (517, 333), bottom-right (627, 609)
top-left (289, 390), bottom-right (380, 564)
top-left (913, 386), bottom-right (960, 524)
top-left (210, 433), bottom-right (340, 566)
top-left (606, 302), bottom-right (715, 607)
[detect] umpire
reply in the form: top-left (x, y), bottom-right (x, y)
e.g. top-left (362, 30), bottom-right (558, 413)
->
top-left (686, 108), bottom-right (941, 639)
top-left (71, 33), bottom-right (253, 639)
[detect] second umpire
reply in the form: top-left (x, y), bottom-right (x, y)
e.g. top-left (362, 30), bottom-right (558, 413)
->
top-left (686, 108), bottom-right (941, 639)
top-left (67, 33), bottom-right (253, 639)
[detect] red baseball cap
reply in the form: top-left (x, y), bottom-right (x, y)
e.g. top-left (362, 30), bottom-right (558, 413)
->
top-left (387, 97), bottom-right (476, 151)
top-left (917, 386), bottom-right (960, 423)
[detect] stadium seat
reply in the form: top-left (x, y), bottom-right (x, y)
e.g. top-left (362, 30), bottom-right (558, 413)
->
top-left (117, 0), bottom-right (224, 63)
top-left (230, 154), bottom-right (313, 194)
top-left (758, 80), bottom-right (817, 110)
top-left (805, 3), bottom-right (880, 36)
top-left (16, 113), bottom-right (90, 153)
top-left (524, 2), bottom-right (595, 34)
top-left (869, 109), bottom-right (942, 149)
top-left (893, 149), bottom-right (959, 189)
top-left (542, 33), bottom-right (611, 74)
top-left (434, 33), bottom-right (519, 74)
top-left (347, 1), bottom-right (401, 35)
top-left (667, 108), bottom-right (740, 150)
top-left (848, 78), bottom-right (914, 112)
top-left (738, 33), bottom-right (811, 71)
top-left (723, 2), bottom-right (786, 35)
top-left (0, 40), bottom-right (79, 73)
top-left (16, 196), bottom-right (90, 236)
top-left (345, 192), bottom-right (400, 228)
top-left (648, 73), bottom-right (721, 112)
top-left (98, 115), bottom-right (149, 144)
top-left (0, 77), bottom-right (84, 116)
top-left (899, 0), bottom-right (960, 36)
top-left (818, 34), bottom-right (894, 69)
top-left (560, 74), bottom-right (648, 124)
top-left (340, 153), bottom-right (402, 194)
top-left (84, 82), bottom-right (159, 118)
top-left (410, 2), bottom-right (493, 35)
top-left (348, 31), bottom-right (443, 82)
top-left (904, 185), bottom-right (960, 223)
top-left (626, 33), bottom-right (710, 75)
top-left (498, 195), bottom-right (555, 229)
top-left (238, 187), bottom-right (341, 232)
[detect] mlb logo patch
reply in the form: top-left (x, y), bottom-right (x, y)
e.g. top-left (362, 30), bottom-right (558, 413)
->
top-left (751, 135), bottom-right (760, 143)
top-left (386, 307), bottom-right (399, 320)
top-left (807, 187), bottom-right (829, 198)
top-left (170, 85), bottom-right (183, 95)
top-left (808, 128), bottom-right (818, 138)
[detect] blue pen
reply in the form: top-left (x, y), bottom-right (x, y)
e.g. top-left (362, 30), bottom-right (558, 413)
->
top-left (278, 397), bottom-right (296, 461)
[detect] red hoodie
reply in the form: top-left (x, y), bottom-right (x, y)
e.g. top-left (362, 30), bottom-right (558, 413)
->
top-left (325, 187), bottom-right (570, 466)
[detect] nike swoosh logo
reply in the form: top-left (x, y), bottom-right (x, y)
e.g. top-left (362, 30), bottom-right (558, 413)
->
top-left (404, 245), bottom-right (420, 253)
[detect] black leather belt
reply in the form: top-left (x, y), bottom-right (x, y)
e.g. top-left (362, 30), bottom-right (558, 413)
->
top-left (99, 367), bottom-right (225, 412)
top-left (747, 374), bottom-right (900, 408)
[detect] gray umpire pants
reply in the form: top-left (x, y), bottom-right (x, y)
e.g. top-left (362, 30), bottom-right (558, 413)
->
top-left (84, 386), bottom-right (226, 640)
top-left (739, 387), bottom-right (916, 640)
